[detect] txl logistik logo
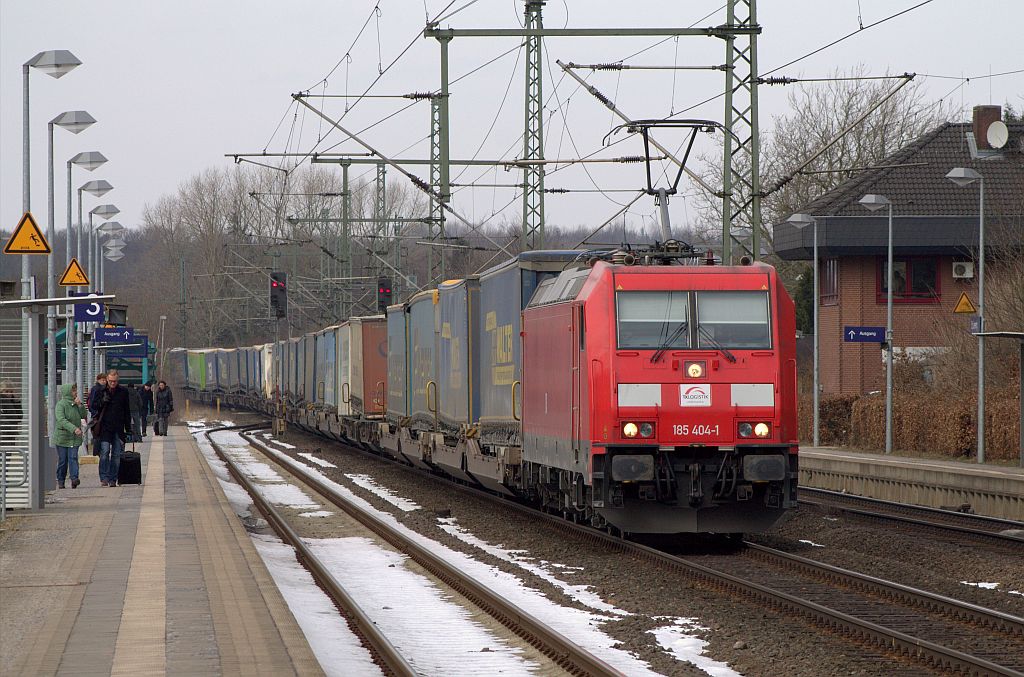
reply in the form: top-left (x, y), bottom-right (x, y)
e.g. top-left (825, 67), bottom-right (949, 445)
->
top-left (680, 385), bottom-right (711, 407)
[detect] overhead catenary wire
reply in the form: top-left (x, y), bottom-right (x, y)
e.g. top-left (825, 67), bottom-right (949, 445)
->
top-left (292, 94), bottom-right (516, 263)
top-left (664, 0), bottom-right (940, 121)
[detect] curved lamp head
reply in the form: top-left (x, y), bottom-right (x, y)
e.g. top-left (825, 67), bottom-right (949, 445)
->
top-left (786, 213), bottom-right (816, 229)
top-left (97, 221), bottom-right (124, 235)
top-left (946, 167), bottom-right (982, 187)
top-left (71, 151), bottom-right (107, 171)
top-left (26, 50), bottom-right (82, 78)
top-left (104, 251), bottom-right (125, 262)
top-left (51, 110), bottom-right (95, 134)
top-left (80, 180), bottom-right (113, 197)
top-left (859, 194), bottom-right (891, 213)
top-left (90, 204), bottom-right (119, 220)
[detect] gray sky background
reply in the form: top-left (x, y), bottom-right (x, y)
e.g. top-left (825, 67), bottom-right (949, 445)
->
top-left (2, 0), bottom-right (1022, 259)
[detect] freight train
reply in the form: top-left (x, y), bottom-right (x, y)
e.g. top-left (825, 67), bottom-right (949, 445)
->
top-left (184, 243), bottom-right (799, 535)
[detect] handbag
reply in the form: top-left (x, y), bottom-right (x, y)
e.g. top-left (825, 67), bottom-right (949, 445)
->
top-left (89, 403), bottom-right (106, 439)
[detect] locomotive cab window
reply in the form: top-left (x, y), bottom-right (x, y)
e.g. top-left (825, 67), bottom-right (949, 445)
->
top-left (616, 291), bottom-right (690, 349)
top-left (695, 291), bottom-right (771, 349)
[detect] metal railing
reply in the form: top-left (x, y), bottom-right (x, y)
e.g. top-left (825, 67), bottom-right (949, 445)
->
top-left (1, 448), bottom-right (29, 522)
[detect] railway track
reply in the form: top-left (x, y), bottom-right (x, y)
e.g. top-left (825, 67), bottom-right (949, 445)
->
top-left (207, 425), bottom-right (622, 677)
top-left (799, 487), bottom-right (1024, 549)
top-left (248, 427), bottom-right (1024, 676)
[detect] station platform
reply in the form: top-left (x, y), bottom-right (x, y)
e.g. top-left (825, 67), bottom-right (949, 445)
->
top-left (0, 426), bottom-right (323, 676)
top-left (800, 446), bottom-right (1024, 521)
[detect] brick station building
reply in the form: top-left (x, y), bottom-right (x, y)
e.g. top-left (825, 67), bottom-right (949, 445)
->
top-left (773, 106), bottom-right (1024, 395)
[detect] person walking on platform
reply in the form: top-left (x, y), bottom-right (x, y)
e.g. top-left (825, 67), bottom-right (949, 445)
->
top-left (87, 373), bottom-right (107, 457)
top-left (140, 382), bottom-right (154, 437)
top-left (96, 370), bottom-right (132, 487)
top-left (127, 383), bottom-right (143, 442)
top-left (53, 383), bottom-right (87, 489)
top-left (154, 380), bottom-right (174, 436)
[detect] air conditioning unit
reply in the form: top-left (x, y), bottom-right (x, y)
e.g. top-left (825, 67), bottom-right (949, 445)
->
top-left (952, 261), bottom-right (975, 279)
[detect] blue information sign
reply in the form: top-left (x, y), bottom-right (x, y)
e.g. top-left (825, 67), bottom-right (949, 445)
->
top-left (843, 326), bottom-right (886, 343)
top-left (96, 326), bottom-right (134, 343)
top-left (106, 334), bottom-right (148, 358)
top-left (72, 292), bottom-right (104, 323)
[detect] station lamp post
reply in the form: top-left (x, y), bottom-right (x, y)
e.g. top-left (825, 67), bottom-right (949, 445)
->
top-left (66, 158), bottom-right (109, 407)
top-left (47, 111), bottom-right (95, 436)
top-left (22, 50), bottom-right (81, 297)
top-left (946, 167), bottom-right (986, 464)
top-left (73, 177), bottom-right (112, 397)
top-left (859, 194), bottom-right (894, 455)
top-left (787, 213), bottom-right (819, 447)
top-left (86, 206), bottom-right (119, 384)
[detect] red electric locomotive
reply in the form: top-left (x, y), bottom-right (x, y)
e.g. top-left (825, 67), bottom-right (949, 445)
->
top-left (521, 246), bottom-right (798, 534)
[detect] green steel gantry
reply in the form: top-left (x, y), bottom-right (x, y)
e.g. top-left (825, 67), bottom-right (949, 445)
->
top-left (424, 0), bottom-right (761, 261)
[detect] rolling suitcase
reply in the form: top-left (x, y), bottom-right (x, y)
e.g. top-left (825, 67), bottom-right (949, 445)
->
top-left (118, 444), bottom-right (142, 485)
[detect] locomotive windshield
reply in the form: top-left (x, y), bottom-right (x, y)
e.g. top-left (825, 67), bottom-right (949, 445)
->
top-left (616, 291), bottom-right (690, 349)
top-left (696, 291), bottom-right (771, 349)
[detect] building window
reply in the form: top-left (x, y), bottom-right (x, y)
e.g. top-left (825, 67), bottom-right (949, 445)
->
top-left (820, 258), bottom-right (839, 306)
top-left (877, 257), bottom-right (940, 303)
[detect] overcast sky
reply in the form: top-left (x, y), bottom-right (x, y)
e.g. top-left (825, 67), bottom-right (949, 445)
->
top-left (2, 0), bottom-right (1022, 269)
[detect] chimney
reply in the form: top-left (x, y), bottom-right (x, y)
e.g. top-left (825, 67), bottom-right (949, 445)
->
top-left (972, 105), bottom-right (1002, 150)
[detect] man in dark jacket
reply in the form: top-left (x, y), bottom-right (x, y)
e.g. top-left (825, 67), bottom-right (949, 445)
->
top-left (140, 382), bottom-right (154, 437)
top-left (87, 373), bottom-right (107, 457)
top-left (155, 380), bottom-right (174, 436)
top-left (97, 370), bottom-right (132, 487)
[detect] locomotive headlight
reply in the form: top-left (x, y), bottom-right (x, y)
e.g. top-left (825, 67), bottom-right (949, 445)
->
top-left (685, 361), bottom-right (705, 378)
top-left (753, 422), bottom-right (771, 438)
top-left (639, 422), bottom-right (654, 438)
top-left (622, 422), bottom-right (639, 438)
top-left (738, 422), bottom-right (754, 438)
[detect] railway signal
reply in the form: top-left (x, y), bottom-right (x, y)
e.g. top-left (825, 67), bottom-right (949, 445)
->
top-left (377, 276), bottom-right (392, 313)
top-left (270, 271), bottom-right (287, 318)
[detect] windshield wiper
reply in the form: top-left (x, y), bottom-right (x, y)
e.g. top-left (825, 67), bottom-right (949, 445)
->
top-left (697, 325), bottom-right (737, 363)
top-left (650, 321), bottom-right (688, 363)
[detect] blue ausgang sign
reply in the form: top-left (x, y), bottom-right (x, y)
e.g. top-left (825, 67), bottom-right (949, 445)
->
top-left (844, 326), bottom-right (886, 343)
top-left (95, 327), bottom-right (134, 343)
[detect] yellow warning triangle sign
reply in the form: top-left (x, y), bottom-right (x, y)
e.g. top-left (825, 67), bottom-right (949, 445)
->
top-left (58, 258), bottom-right (90, 286)
top-left (4, 212), bottom-right (51, 254)
top-left (953, 291), bottom-right (977, 314)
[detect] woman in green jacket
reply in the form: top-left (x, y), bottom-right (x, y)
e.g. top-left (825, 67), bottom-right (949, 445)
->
top-left (54, 383), bottom-right (87, 489)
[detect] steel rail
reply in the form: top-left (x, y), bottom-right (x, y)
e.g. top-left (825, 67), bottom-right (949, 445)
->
top-left (204, 426), bottom-right (418, 677)
top-left (800, 487), bottom-right (1024, 544)
top-left (240, 432), bottom-right (623, 677)
top-left (245, 426), bottom-right (1024, 676)
top-left (740, 543), bottom-right (1024, 639)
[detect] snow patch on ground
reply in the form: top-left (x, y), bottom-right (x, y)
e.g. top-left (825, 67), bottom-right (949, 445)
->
top-left (218, 479), bottom-right (255, 516)
top-left (258, 444), bottom-right (662, 676)
top-left (822, 517), bottom-right (839, 522)
top-left (257, 483), bottom-right (321, 510)
top-left (299, 510), bottom-right (334, 518)
top-left (211, 430), bottom-right (289, 483)
top-left (1009, 590), bottom-right (1024, 597)
top-left (437, 517), bottom-right (627, 616)
top-left (262, 434), bottom-right (296, 449)
top-left (207, 430), bottom-right (320, 510)
top-left (650, 618), bottom-right (743, 677)
top-left (187, 419), bottom-right (232, 431)
top-left (251, 535), bottom-right (383, 677)
top-left (345, 474), bottom-right (422, 512)
top-left (961, 581), bottom-right (1000, 590)
top-left (307, 537), bottom-right (539, 676)
top-left (798, 539), bottom-right (826, 548)
top-left (298, 453), bottom-right (337, 468)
